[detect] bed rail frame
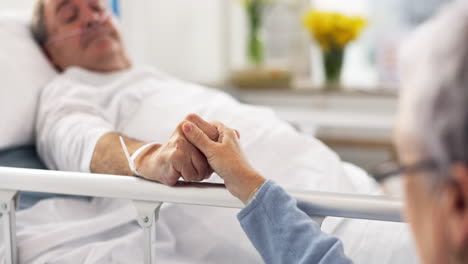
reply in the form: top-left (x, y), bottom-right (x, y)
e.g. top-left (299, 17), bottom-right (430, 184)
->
top-left (0, 167), bottom-right (403, 264)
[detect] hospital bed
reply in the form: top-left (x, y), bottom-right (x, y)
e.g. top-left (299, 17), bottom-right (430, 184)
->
top-left (0, 146), bottom-right (403, 264)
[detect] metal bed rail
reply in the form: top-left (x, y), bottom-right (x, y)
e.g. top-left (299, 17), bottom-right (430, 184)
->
top-left (0, 167), bottom-right (403, 264)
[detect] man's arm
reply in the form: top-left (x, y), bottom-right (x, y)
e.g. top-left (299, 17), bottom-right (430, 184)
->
top-left (90, 114), bottom-right (219, 185)
top-left (90, 133), bottom-right (149, 176)
top-left (36, 79), bottom-right (216, 184)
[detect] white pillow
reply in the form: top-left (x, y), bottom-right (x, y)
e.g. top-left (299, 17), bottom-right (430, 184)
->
top-left (0, 11), bottom-right (57, 150)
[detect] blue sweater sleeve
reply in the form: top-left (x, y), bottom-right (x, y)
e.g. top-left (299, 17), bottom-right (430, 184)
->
top-left (237, 180), bottom-right (353, 264)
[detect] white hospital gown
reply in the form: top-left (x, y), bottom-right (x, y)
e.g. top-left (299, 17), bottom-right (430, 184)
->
top-left (28, 66), bottom-right (417, 263)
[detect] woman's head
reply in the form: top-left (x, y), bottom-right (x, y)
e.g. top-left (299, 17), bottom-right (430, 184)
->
top-left (396, 2), bottom-right (468, 263)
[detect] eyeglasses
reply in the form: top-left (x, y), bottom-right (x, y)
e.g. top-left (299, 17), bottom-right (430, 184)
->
top-left (372, 160), bottom-right (439, 183)
top-left (371, 160), bottom-right (439, 197)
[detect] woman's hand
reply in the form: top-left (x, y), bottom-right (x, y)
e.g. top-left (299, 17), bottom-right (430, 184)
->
top-left (182, 120), bottom-right (266, 204)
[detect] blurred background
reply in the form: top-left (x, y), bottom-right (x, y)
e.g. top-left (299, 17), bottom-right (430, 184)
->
top-left (0, 0), bottom-right (454, 171)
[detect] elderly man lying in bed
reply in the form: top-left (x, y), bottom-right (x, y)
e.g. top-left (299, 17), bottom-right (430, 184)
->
top-left (29, 0), bottom-right (416, 263)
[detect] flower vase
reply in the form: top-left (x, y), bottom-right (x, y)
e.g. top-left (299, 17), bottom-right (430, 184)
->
top-left (248, 26), bottom-right (263, 66)
top-left (246, 0), bottom-right (264, 66)
top-left (323, 47), bottom-right (344, 88)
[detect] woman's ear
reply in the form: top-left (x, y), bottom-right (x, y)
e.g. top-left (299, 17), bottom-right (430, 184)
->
top-left (444, 163), bottom-right (468, 250)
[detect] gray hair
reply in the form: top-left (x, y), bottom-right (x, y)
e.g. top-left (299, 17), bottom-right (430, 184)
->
top-left (31, 0), bottom-right (48, 46)
top-left (398, 1), bottom-right (468, 185)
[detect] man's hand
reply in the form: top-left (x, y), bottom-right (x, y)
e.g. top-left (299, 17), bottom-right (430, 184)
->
top-left (135, 114), bottom-right (219, 185)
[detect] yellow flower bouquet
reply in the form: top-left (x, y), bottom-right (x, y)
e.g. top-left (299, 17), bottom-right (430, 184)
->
top-left (303, 10), bottom-right (367, 86)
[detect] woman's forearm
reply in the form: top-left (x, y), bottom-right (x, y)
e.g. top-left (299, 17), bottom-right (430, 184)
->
top-left (238, 180), bottom-right (353, 264)
top-left (225, 169), bottom-right (266, 204)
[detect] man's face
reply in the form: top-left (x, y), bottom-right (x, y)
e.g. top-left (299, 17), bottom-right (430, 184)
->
top-left (43, 0), bottom-right (129, 72)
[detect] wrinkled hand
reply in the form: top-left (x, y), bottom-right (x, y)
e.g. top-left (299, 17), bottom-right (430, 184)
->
top-left (136, 114), bottom-right (218, 185)
top-left (182, 120), bottom-right (266, 204)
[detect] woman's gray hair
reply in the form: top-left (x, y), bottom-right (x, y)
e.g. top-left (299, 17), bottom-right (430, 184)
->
top-left (398, 1), bottom-right (468, 185)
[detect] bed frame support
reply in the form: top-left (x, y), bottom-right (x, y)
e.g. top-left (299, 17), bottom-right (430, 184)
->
top-left (134, 201), bottom-right (163, 264)
top-left (0, 190), bottom-right (18, 264)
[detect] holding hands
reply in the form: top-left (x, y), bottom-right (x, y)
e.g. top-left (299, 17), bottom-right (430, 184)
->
top-left (135, 114), bottom-right (219, 185)
top-left (133, 113), bottom-right (266, 204)
top-left (182, 117), bottom-right (266, 204)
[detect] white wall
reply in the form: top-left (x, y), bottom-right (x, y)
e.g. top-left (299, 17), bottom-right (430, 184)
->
top-left (120, 0), bottom-right (229, 84)
top-left (0, 0), bottom-right (35, 12)
top-left (314, 0), bottom-right (369, 15)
